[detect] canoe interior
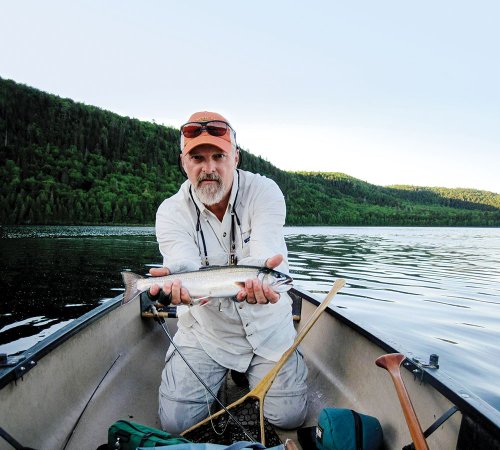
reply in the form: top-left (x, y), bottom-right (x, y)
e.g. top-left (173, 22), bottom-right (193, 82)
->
top-left (1, 289), bottom-right (499, 450)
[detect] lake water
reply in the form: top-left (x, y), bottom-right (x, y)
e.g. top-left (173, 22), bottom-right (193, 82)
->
top-left (1, 225), bottom-right (499, 414)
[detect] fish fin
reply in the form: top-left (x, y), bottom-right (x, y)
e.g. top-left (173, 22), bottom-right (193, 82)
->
top-left (234, 281), bottom-right (245, 288)
top-left (121, 271), bottom-right (144, 304)
top-left (190, 295), bottom-right (210, 306)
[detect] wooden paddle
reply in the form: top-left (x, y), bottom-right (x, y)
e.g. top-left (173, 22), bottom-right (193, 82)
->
top-left (182, 278), bottom-right (346, 446)
top-left (376, 353), bottom-right (430, 450)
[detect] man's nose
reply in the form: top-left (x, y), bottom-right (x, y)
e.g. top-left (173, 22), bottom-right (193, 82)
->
top-left (202, 158), bottom-right (216, 173)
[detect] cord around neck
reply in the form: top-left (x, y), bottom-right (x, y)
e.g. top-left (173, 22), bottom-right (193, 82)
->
top-left (189, 170), bottom-right (241, 266)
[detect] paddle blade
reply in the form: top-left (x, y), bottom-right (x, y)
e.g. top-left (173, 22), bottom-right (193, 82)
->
top-left (375, 353), bottom-right (405, 371)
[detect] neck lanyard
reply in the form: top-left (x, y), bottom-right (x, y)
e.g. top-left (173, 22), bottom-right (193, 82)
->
top-left (189, 170), bottom-right (241, 266)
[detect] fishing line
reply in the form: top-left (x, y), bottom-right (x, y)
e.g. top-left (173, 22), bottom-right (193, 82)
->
top-left (62, 354), bottom-right (122, 450)
top-left (151, 306), bottom-right (256, 442)
top-left (204, 389), bottom-right (231, 437)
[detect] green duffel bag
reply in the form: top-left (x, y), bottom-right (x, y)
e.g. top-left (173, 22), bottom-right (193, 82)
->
top-left (316, 408), bottom-right (383, 450)
top-left (104, 419), bottom-right (191, 449)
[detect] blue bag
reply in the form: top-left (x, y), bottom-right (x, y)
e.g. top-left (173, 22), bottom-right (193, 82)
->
top-left (315, 408), bottom-right (383, 450)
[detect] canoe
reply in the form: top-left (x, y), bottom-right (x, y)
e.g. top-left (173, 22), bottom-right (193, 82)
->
top-left (1, 285), bottom-right (499, 450)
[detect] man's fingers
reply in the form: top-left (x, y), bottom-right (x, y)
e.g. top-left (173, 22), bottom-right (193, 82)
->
top-left (250, 279), bottom-right (264, 303)
top-left (235, 290), bottom-right (247, 302)
top-left (162, 279), bottom-right (192, 305)
top-left (245, 279), bottom-right (255, 303)
top-left (245, 279), bottom-right (266, 304)
top-left (263, 284), bottom-right (280, 304)
top-left (253, 280), bottom-right (270, 304)
top-left (149, 267), bottom-right (170, 276)
top-left (169, 280), bottom-right (182, 305)
top-left (265, 254), bottom-right (283, 269)
top-left (180, 287), bottom-right (192, 305)
top-left (242, 278), bottom-right (280, 305)
top-left (149, 284), bottom-right (161, 296)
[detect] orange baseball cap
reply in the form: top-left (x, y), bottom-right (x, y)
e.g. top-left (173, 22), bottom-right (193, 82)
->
top-left (181, 111), bottom-right (235, 154)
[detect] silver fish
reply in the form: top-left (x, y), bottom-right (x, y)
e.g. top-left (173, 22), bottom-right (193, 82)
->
top-left (121, 265), bottom-right (293, 305)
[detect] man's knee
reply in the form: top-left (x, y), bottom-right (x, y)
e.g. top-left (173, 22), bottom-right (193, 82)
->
top-left (264, 393), bottom-right (308, 429)
top-left (255, 349), bottom-right (309, 429)
top-left (158, 393), bottom-right (208, 433)
top-left (157, 348), bottom-right (227, 433)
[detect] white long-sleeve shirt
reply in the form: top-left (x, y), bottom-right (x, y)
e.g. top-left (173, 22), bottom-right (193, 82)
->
top-left (155, 169), bottom-right (296, 371)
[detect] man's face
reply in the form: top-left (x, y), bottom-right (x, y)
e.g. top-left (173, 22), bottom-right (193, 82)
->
top-left (182, 144), bottom-right (239, 206)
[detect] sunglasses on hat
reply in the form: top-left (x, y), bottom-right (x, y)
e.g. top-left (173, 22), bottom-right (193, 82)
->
top-left (181, 120), bottom-right (234, 139)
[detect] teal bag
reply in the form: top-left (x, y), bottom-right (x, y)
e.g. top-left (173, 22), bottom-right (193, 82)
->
top-left (315, 408), bottom-right (383, 450)
top-left (139, 442), bottom-right (284, 449)
top-left (107, 419), bottom-right (191, 449)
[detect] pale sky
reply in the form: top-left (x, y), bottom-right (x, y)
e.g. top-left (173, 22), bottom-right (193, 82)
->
top-left (1, 0), bottom-right (499, 193)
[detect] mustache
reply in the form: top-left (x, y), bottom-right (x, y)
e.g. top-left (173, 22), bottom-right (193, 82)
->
top-left (197, 173), bottom-right (221, 183)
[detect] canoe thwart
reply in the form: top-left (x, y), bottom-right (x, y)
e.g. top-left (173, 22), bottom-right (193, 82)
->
top-left (402, 406), bottom-right (460, 450)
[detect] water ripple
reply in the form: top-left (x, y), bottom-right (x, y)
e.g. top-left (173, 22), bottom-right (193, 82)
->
top-left (285, 226), bottom-right (500, 412)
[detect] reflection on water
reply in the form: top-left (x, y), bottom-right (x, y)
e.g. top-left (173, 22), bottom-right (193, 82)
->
top-left (285, 227), bottom-right (500, 411)
top-left (1, 225), bottom-right (500, 412)
top-left (0, 228), bottom-right (160, 355)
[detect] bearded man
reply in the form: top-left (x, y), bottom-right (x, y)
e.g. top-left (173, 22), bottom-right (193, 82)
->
top-left (148, 111), bottom-right (308, 434)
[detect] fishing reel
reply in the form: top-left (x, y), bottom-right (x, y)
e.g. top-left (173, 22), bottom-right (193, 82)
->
top-left (140, 291), bottom-right (177, 319)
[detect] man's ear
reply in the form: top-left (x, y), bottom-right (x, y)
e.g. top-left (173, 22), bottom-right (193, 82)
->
top-left (235, 146), bottom-right (241, 168)
top-left (178, 154), bottom-right (187, 178)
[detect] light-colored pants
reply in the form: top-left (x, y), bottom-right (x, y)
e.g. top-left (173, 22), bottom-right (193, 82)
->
top-left (158, 346), bottom-right (308, 434)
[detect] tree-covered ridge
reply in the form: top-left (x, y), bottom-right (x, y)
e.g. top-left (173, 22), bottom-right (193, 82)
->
top-left (300, 172), bottom-right (500, 211)
top-left (387, 184), bottom-right (500, 210)
top-left (1, 76), bottom-right (183, 224)
top-left (1, 76), bottom-right (499, 227)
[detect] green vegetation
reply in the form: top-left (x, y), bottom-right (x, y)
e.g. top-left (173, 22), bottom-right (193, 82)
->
top-left (1, 76), bottom-right (499, 226)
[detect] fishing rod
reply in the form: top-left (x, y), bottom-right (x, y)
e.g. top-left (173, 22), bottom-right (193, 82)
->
top-left (149, 304), bottom-right (257, 443)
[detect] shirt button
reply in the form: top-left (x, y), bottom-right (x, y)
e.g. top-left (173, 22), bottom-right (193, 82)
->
top-left (223, 232), bottom-right (227, 237)
top-left (239, 305), bottom-right (243, 309)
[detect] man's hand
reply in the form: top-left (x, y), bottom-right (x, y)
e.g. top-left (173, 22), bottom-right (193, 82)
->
top-left (148, 267), bottom-right (192, 306)
top-left (236, 254), bottom-right (283, 305)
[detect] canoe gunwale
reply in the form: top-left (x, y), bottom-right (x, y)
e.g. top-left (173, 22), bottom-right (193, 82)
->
top-left (291, 286), bottom-right (500, 441)
top-left (1, 286), bottom-right (499, 444)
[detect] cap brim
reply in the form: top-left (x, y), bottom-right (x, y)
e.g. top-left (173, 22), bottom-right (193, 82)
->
top-left (184, 134), bottom-right (232, 154)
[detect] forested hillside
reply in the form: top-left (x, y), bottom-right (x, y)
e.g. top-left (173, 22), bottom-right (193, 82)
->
top-left (1, 76), bottom-right (499, 226)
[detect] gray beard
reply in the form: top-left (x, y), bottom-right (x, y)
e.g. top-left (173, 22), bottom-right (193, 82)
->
top-left (194, 177), bottom-right (227, 206)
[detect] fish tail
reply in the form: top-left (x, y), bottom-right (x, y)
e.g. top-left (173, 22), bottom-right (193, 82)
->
top-left (121, 271), bottom-right (143, 304)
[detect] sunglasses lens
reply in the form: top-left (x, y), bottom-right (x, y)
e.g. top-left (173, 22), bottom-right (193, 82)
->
top-left (206, 121), bottom-right (228, 137)
top-left (182, 121), bottom-right (230, 139)
top-left (182, 123), bottom-right (202, 138)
